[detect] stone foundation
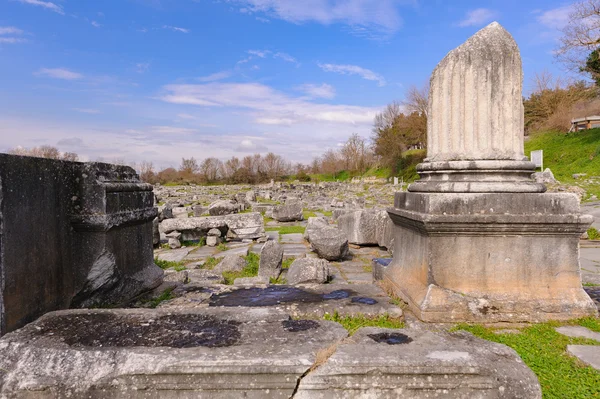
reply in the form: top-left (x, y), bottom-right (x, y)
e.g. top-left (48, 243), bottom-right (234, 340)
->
top-left (383, 192), bottom-right (597, 322)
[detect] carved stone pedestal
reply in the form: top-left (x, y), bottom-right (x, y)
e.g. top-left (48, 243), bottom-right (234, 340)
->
top-left (384, 192), bottom-right (597, 322)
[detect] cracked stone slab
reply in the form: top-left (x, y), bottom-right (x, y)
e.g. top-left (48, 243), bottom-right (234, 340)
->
top-left (555, 326), bottom-right (600, 342)
top-left (295, 327), bottom-right (542, 398)
top-left (0, 308), bottom-right (347, 398)
top-left (567, 345), bottom-right (600, 370)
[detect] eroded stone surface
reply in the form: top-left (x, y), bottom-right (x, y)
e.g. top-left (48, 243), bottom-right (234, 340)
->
top-left (295, 327), bottom-right (542, 398)
top-left (0, 308), bottom-right (347, 398)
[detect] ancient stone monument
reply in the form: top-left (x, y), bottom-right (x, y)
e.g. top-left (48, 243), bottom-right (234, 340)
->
top-left (0, 155), bottom-right (163, 335)
top-left (385, 22), bottom-right (598, 322)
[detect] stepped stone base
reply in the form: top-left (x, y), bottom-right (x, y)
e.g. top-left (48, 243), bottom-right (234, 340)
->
top-left (383, 191), bottom-right (598, 323)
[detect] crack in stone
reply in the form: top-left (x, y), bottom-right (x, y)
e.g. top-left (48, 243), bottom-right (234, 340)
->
top-left (290, 339), bottom-right (344, 398)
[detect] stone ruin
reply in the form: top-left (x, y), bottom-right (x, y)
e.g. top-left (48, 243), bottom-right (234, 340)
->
top-left (0, 22), bottom-right (579, 398)
top-left (382, 22), bottom-right (598, 322)
top-left (0, 154), bottom-right (162, 335)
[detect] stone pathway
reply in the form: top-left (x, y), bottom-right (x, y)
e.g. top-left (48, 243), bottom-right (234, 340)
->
top-left (555, 325), bottom-right (600, 371)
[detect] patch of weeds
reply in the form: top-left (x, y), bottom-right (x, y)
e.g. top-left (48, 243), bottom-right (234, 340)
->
top-left (160, 243), bottom-right (170, 249)
top-left (144, 288), bottom-right (174, 309)
top-left (216, 243), bottom-right (229, 252)
top-left (181, 237), bottom-right (206, 247)
top-left (282, 258), bottom-right (294, 270)
top-left (587, 227), bottom-right (600, 240)
top-left (323, 312), bottom-right (404, 335)
top-left (239, 208), bottom-right (253, 214)
top-left (321, 210), bottom-right (333, 217)
top-left (202, 256), bottom-right (222, 270)
top-left (278, 225), bottom-right (306, 235)
top-left (303, 209), bottom-right (317, 219)
top-left (222, 252), bottom-right (260, 285)
top-left (154, 257), bottom-right (184, 270)
top-left (265, 227), bottom-right (281, 232)
top-left (263, 215), bottom-right (275, 224)
top-left (270, 276), bottom-right (287, 284)
top-left (583, 282), bottom-right (600, 287)
top-left (453, 318), bottom-right (600, 398)
top-left (362, 265), bottom-right (373, 273)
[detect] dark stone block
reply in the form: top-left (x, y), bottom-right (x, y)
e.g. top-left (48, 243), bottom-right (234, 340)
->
top-left (0, 154), bottom-right (162, 335)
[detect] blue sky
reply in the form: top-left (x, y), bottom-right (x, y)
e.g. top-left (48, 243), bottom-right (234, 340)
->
top-left (0, 0), bottom-right (576, 167)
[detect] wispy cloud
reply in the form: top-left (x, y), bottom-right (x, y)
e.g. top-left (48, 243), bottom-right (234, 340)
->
top-left (536, 5), bottom-right (572, 30)
top-left (197, 70), bottom-right (232, 82)
top-left (457, 8), bottom-right (498, 27)
top-left (91, 21), bottom-right (102, 28)
top-left (0, 26), bottom-right (27, 44)
top-left (296, 83), bottom-right (335, 99)
top-left (0, 27), bottom-right (24, 35)
top-left (247, 49), bottom-right (270, 58)
top-left (17, 0), bottom-right (64, 15)
top-left (163, 25), bottom-right (190, 33)
top-left (235, 138), bottom-right (268, 152)
top-left (274, 52), bottom-right (299, 65)
top-left (231, 0), bottom-right (403, 37)
top-left (135, 62), bottom-right (151, 73)
top-left (34, 68), bottom-right (83, 80)
top-left (318, 63), bottom-right (386, 86)
top-left (159, 82), bottom-right (379, 125)
top-left (73, 108), bottom-right (101, 114)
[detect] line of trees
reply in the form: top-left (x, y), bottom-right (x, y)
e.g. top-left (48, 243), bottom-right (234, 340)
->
top-left (8, 145), bottom-right (79, 161)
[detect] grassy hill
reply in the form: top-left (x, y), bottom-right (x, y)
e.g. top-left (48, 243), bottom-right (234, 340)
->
top-left (524, 128), bottom-right (600, 199)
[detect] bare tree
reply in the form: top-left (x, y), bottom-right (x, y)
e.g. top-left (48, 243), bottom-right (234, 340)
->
top-left (556, 0), bottom-right (600, 73)
top-left (402, 84), bottom-right (429, 117)
top-left (200, 157), bottom-right (222, 183)
top-left (7, 145), bottom-right (79, 161)
top-left (139, 161), bottom-right (157, 184)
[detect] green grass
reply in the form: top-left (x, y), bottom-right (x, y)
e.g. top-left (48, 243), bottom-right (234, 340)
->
top-left (396, 149), bottom-right (426, 183)
top-left (279, 225), bottom-right (306, 235)
top-left (583, 282), bottom-right (600, 287)
top-left (144, 288), bottom-right (174, 308)
top-left (202, 256), bottom-right (222, 270)
top-left (181, 237), bottom-right (205, 247)
top-left (216, 243), bottom-right (229, 252)
top-left (263, 215), bottom-right (274, 224)
top-left (303, 209), bottom-right (317, 219)
top-left (282, 258), bottom-right (294, 269)
top-left (363, 166), bottom-right (392, 179)
top-left (257, 198), bottom-right (280, 205)
top-left (453, 318), bottom-right (600, 398)
top-left (323, 312), bottom-right (405, 335)
top-left (222, 252), bottom-right (260, 285)
top-left (525, 129), bottom-right (600, 199)
top-left (588, 227), bottom-right (600, 240)
top-left (154, 257), bottom-right (184, 270)
top-left (321, 210), bottom-right (333, 217)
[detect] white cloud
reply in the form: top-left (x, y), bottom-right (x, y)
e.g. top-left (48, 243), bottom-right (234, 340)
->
top-left (536, 5), bottom-right (572, 30)
top-left (235, 138), bottom-right (268, 152)
top-left (17, 0), bottom-right (64, 15)
top-left (296, 83), bottom-right (335, 99)
top-left (151, 126), bottom-right (198, 135)
top-left (247, 49), bottom-right (270, 58)
top-left (318, 63), bottom-right (386, 86)
top-left (256, 16), bottom-right (270, 23)
top-left (0, 37), bottom-right (27, 44)
top-left (91, 21), bottom-right (102, 28)
top-left (136, 62), bottom-right (151, 73)
top-left (274, 52), bottom-right (298, 65)
top-left (197, 70), bottom-right (232, 82)
top-left (0, 27), bottom-right (24, 35)
top-left (231, 0), bottom-right (403, 37)
top-left (163, 25), bottom-right (190, 33)
top-left (34, 68), bottom-right (83, 80)
top-left (73, 108), bottom-right (101, 114)
top-left (159, 82), bottom-right (379, 125)
top-left (457, 8), bottom-right (498, 27)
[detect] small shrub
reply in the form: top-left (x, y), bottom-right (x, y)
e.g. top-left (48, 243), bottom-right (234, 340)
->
top-left (282, 258), bottom-right (294, 270)
top-left (145, 288), bottom-right (174, 308)
top-left (216, 243), bottom-right (229, 252)
top-left (222, 253), bottom-right (260, 285)
top-left (587, 227), bottom-right (600, 240)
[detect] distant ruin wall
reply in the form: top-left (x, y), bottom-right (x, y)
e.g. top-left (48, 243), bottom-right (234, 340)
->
top-left (0, 154), bottom-right (163, 335)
